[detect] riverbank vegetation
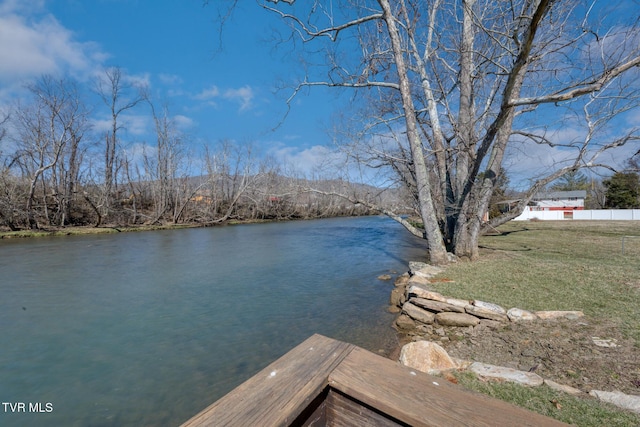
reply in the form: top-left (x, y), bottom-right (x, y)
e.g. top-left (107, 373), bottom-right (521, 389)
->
top-left (0, 74), bottom-right (407, 233)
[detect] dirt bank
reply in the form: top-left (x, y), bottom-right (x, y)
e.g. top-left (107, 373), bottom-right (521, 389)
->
top-left (393, 316), bottom-right (640, 396)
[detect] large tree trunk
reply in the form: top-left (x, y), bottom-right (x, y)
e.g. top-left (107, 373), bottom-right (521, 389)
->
top-left (451, 0), bottom-right (551, 260)
top-left (379, 0), bottom-right (448, 264)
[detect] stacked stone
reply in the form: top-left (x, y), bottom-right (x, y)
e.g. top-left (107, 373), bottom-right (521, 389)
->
top-left (391, 261), bottom-right (583, 333)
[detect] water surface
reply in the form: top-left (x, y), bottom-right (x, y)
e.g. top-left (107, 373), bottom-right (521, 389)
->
top-left (0, 216), bottom-right (425, 426)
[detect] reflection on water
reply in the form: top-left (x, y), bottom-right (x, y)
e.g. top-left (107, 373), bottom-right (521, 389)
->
top-left (0, 216), bottom-right (424, 426)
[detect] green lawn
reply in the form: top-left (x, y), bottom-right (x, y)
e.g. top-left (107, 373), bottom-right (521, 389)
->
top-left (436, 221), bottom-right (640, 342)
top-left (453, 371), bottom-right (640, 427)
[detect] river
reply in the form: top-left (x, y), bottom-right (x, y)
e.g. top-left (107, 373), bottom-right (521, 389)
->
top-left (0, 216), bottom-right (425, 426)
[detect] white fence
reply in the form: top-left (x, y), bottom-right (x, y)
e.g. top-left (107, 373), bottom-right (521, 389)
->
top-left (514, 208), bottom-right (640, 221)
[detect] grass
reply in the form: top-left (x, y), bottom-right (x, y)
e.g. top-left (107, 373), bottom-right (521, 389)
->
top-left (430, 220), bottom-right (640, 425)
top-left (434, 221), bottom-right (640, 343)
top-left (452, 371), bottom-right (640, 427)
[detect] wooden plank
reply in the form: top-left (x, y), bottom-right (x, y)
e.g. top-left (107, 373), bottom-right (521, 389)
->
top-left (328, 346), bottom-right (569, 427)
top-left (181, 334), bottom-right (354, 427)
top-left (326, 388), bottom-right (408, 427)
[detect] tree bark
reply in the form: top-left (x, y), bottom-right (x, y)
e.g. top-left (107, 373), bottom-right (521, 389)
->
top-left (379, 0), bottom-right (448, 264)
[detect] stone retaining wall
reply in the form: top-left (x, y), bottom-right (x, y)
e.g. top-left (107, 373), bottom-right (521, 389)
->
top-left (390, 261), bottom-right (583, 335)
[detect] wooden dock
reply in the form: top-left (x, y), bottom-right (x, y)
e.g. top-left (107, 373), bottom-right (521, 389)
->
top-left (181, 334), bottom-right (568, 426)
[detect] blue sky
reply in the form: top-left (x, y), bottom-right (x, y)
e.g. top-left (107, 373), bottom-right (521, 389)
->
top-left (0, 0), bottom-right (342, 175)
top-left (0, 0), bottom-right (638, 189)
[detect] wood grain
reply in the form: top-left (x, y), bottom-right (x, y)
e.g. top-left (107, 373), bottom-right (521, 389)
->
top-left (180, 334), bottom-right (354, 427)
top-left (326, 388), bottom-right (409, 427)
top-left (328, 346), bottom-right (569, 427)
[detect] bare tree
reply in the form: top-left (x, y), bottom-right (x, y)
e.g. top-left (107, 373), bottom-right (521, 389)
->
top-left (55, 80), bottom-right (89, 226)
top-left (200, 140), bottom-right (268, 223)
top-left (95, 67), bottom-right (145, 219)
top-left (0, 111), bottom-right (21, 231)
top-left (144, 100), bottom-right (205, 224)
top-left (0, 111), bottom-right (7, 143)
top-left (13, 76), bottom-right (88, 228)
top-left (220, 0), bottom-right (640, 263)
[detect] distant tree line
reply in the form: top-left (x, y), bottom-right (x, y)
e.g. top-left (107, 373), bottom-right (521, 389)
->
top-left (0, 71), bottom-right (406, 231)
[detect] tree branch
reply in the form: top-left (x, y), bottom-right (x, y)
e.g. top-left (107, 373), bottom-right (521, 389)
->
top-left (304, 187), bottom-right (425, 238)
top-left (261, 2), bottom-right (382, 42)
top-left (510, 56), bottom-right (640, 107)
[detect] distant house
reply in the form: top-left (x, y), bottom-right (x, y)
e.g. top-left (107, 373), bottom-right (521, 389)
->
top-left (528, 190), bottom-right (587, 211)
top-left (491, 190), bottom-right (587, 221)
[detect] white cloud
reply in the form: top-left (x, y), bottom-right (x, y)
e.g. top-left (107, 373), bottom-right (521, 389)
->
top-left (122, 114), bottom-right (151, 136)
top-left (90, 117), bottom-right (112, 135)
top-left (193, 84), bottom-right (256, 112)
top-left (223, 85), bottom-right (254, 112)
top-left (158, 73), bottom-right (183, 85)
top-left (266, 142), bottom-right (345, 178)
top-left (173, 114), bottom-right (195, 130)
top-left (90, 113), bottom-right (150, 137)
top-left (0, 0), bottom-right (45, 16)
top-left (194, 85), bottom-right (220, 101)
top-left (124, 72), bottom-right (151, 89)
top-left (0, 2), bottom-right (106, 87)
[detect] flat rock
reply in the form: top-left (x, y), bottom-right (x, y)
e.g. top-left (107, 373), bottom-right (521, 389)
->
top-left (394, 273), bottom-right (410, 287)
top-left (394, 313), bottom-right (417, 331)
top-left (535, 310), bottom-right (584, 320)
top-left (470, 362), bottom-right (544, 387)
top-left (377, 274), bottom-right (392, 281)
top-left (445, 297), bottom-right (472, 309)
top-left (409, 262), bottom-right (444, 277)
top-left (473, 300), bottom-right (506, 314)
top-left (390, 287), bottom-right (406, 308)
top-left (408, 261), bottom-right (430, 274)
top-left (413, 268), bottom-right (443, 279)
top-left (507, 308), bottom-right (539, 321)
top-left (544, 379), bottom-right (584, 396)
top-left (402, 302), bottom-right (435, 325)
top-left (589, 390), bottom-right (640, 414)
top-left (407, 286), bottom-right (446, 302)
top-left (591, 337), bottom-right (618, 348)
top-left (410, 297), bottom-right (465, 313)
top-left (407, 275), bottom-right (432, 286)
top-left (435, 312), bottom-right (480, 327)
top-left (398, 341), bottom-right (457, 374)
top-left (465, 305), bottom-right (509, 322)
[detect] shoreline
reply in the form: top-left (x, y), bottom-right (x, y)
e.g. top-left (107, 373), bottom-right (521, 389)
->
top-left (0, 214), bottom-right (379, 240)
